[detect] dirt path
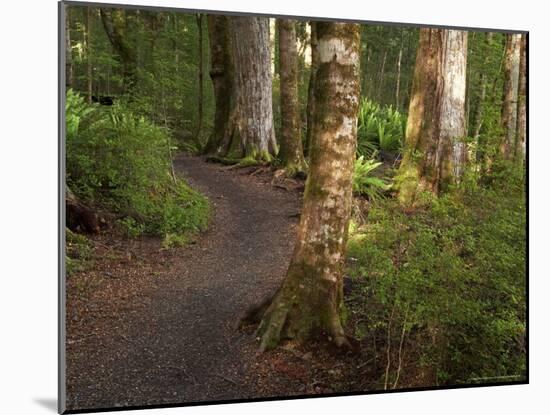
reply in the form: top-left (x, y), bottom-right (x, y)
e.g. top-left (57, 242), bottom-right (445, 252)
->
top-left (66, 155), bottom-right (301, 411)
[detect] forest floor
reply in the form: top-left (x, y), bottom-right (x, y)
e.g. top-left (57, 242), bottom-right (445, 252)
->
top-left (66, 154), bottom-right (376, 412)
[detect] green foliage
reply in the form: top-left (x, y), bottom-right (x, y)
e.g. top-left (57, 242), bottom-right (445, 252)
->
top-left (162, 233), bottom-right (188, 249)
top-left (66, 89), bottom-right (209, 238)
top-left (66, 6), bottom-right (213, 148)
top-left (353, 155), bottom-right (391, 199)
top-left (346, 170), bottom-right (526, 387)
top-left (357, 99), bottom-right (406, 157)
top-left (66, 228), bottom-right (93, 275)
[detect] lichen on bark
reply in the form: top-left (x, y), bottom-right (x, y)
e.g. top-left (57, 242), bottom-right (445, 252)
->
top-left (256, 22), bottom-right (361, 351)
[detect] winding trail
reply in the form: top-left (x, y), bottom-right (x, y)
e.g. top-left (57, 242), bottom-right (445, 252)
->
top-left (66, 155), bottom-right (301, 410)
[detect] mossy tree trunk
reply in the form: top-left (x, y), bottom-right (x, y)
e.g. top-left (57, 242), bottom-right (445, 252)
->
top-left (203, 15), bottom-right (235, 155)
top-left (257, 22), bottom-right (361, 351)
top-left (228, 16), bottom-right (278, 161)
top-left (396, 29), bottom-right (468, 206)
top-left (100, 8), bottom-right (137, 94)
top-left (500, 33), bottom-right (521, 160)
top-left (515, 34), bottom-right (527, 163)
top-left (305, 21), bottom-right (319, 157)
top-left (277, 19), bottom-right (307, 175)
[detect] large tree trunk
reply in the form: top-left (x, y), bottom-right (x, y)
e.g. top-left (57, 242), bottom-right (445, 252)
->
top-left (203, 15), bottom-right (234, 155)
top-left (500, 33), bottom-right (521, 159)
top-left (228, 16), bottom-right (277, 160)
top-left (256, 22), bottom-right (361, 351)
top-left (304, 21), bottom-right (319, 157)
top-left (396, 29), bottom-right (468, 206)
top-left (277, 19), bottom-right (307, 175)
top-left (515, 34), bottom-right (527, 163)
top-left (100, 8), bottom-right (137, 94)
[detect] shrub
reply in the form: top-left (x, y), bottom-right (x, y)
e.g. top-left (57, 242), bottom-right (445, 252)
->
top-left (66, 89), bottom-right (209, 239)
top-left (346, 173), bottom-right (526, 388)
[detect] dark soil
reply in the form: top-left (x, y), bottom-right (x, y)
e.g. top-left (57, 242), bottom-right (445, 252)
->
top-left (65, 155), bottom-right (380, 412)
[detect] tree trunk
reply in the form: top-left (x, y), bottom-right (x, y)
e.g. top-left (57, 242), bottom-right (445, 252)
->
top-left (256, 22), bottom-right (361, 351)
top-left (395, 29), bottom-right (404, 108)
top-left (515, 34), bottom-right (527, 163)
top-left (66, 187), bottom-right (101, 234)
top-left (100, 8), bottom-right (137, 94)
top-left (473, 32), bottom-right (493, 140)
top-left (203, 15), bottom-right (234, 155)
top-left (377, 50), bottom-right (387, 102)
top-left (65, 8), bottom-right (73, 89)
top-left (84, 7), bottom-right (93, 104)
top-left (305, 21), bottom-right (319, 158)
top-left (277, 19), bottom-right (307, 175)
top-left (500, 33), bottom-right (521, 159)
top-left (396, 29), bottom-right (468, 206)
top-left (195, 13), bottom-right (204, 144)
top-left (228, 16), bottom-right (277, 160)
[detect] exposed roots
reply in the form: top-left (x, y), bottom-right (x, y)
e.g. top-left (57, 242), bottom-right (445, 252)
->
top-left (254, 290), bottom-right (353, 353)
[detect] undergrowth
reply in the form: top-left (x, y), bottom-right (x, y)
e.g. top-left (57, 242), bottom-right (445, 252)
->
top-left (66, 89), bottom-right (210, 241)
top-left (345, 163), bottom-right (526, 388)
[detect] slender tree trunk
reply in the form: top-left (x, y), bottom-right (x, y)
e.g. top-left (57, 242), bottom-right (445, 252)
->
top-left (195, 13), bottom-right (204, 144)
top-left (500, 33), bottom-right (521, 159)
top-left (395, 29), bottom-right (404, 108)
top-left (228, 16), bottom-right (277, 160)
top-left (65, 8), bottom-right (73, 89)
top-left (100, 8), bottom-right (137, 94)
top-left (396, 29), bottom-right (468, 206)
top-left (473, 33), bottom-right (493, 140)
top-left (277, 19), bottom-right (307, 174)
top-left (305, 21), bottom-right (319, 158)
top-left (256, 22), bottom-right (361, 351)
top-left (362, 47), bottom-right (371, 98)
top-left (377, 50), bottom-right (387, 102)
top-left (515, 34), bottom-right (527, 163)
top-left (465, 32), bottom-right (475, 135)
top-left (84, 7), bottom-right (93, 103)
top-left (203, 15), bottom-right (234, 155)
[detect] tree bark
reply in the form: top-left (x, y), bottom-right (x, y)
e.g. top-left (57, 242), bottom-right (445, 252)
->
top-left (500, 33), bottom-right (521, 160)
top-left (228, 16), bottom-right (278, 160)
top-left (277, 19), bottom-right (307, 174)
top-left (377, 50), bottom-right (387, 102)
top-left (195, 13), bottom-right (204, 143)
top-left (396, 29), bottom-right (468, 206)
top-left (203, 15), bottom-right (234, 155)
top-left (515, 34), bottom-right (527, 163)
top-left (473, 32), bottom-right (493, 141)
top-left (395, 29), bottom-right (404, 109)
top-left (257, 22), bottom-right (361, 351)
top-left (305, 21), bottom-right (319, 158)
top-left (84, 7), bottom-right (93, 104)
top-left (65, 8), bottom-right (73, 89)
top-left (100, 8), bottom-right (137, 94)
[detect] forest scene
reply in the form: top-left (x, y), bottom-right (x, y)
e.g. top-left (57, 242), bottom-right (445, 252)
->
top-left (63, 3), bottom-right (527, 412)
